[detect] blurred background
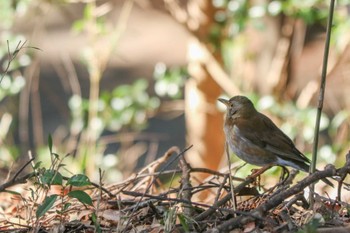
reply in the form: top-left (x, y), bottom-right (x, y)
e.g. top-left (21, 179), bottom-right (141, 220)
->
top-left (1, 0), bottom-right (350, 190)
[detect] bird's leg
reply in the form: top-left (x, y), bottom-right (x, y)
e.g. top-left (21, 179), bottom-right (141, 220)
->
top-left (225, 142), bottom-right (237, 216)
top-left (265, 167), bottom-right (291, 195)
top-left (234, 162), bottom-right (248, 176)
top-left (249, 165), bottom-right (272, 177)
top-left (248, 165), bottom-right (272, 189)
top-left (278, 166), bottom-right (290, 185)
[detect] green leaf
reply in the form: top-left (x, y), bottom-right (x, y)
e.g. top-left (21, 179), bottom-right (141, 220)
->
top-left (33, 161), bottom-right (42, 170)
top-left (83, 4), bottom-right (93, 20)
top-left (52, 153), bottom-right (60, 160)
top-left (178, 214), bottom-right (189, 232)
top-left (67, 174), bottom-right (91, 187)
top-left (30, 188), bottom-right (35, 199)
top-left (36, 194), bottom-right (58, 218)
top-left (48, 134), bottom-right (52, 154)
top-left (133, 79), bottom-right (148, 92)
top-left (72, 20), bottom-right (85, 32)
top-left (58, 163), bottom-right (66, 169)
top-left (4, 190), bottom-right (21, 196)
top-left (40, 170), bottom-right (63, 186)
top-left (91, 212), bottom-right (102, 233)
top-left (68, 190), bottom-right (93, 206)
top-left (62, 203), bottom-right (71, 212)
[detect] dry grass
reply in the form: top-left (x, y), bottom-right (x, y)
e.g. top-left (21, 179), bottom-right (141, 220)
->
top-left (0, 147), bottom-right (350, 232)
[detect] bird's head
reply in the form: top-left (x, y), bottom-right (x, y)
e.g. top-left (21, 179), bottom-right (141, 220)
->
top-left (218, 96), bottom-right (257, 119)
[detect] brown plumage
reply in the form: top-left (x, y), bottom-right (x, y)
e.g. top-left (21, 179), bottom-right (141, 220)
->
top-left (219, 96), bottom-right (332, 185)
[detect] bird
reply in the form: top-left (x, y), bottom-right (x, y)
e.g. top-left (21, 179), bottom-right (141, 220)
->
top-left (218, 95), bottom-right (332, 185)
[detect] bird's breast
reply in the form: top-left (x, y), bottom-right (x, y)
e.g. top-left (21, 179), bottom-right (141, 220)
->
top-left (224, 123), bottom-right (277, 166)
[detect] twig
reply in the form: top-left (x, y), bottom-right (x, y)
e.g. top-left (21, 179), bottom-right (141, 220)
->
top-left (0, 173), bottom-right (35, 192)
top-left (107, 169), bottom-right (180, 194)
top-left (260, 165), bottom-right (336, 213)
top-left (90, 181), bottom-right (114, 197)
top-left (93, 168), bottom-right (103, 230)
top-left (179, 154), bottom-right (194, 217)
top-left (283, 193), bottom-right (308, 210)
top-left (225, 142), bottom-right (237, 215)
top-left (0, 158), bottom-right (35, 192)
top-left (132, 147), bottom-right (180, 193)
top-left (336, 151), bottom-right (350, 201)
top-left (268, 169), bottom-right (299, 199)
top-left (121, 190), bottom-right (211, 211)
top-left (214, 174), bottom-right (229, 203)
top-left (310, 0), bottom-right (335, 206)
top-left (191, 167), bottom-right (238, 179)
top-left (119, 190), bottom-right (237, 216)
top-left (1, 41), bottom-right (25, 83)
top-left (131, 146), bottom-right (181, 193)
top-left (275, 209), bottom-right (296, 232)
top-left (207, 164), bottom-right (338, 232)
top-left (12, 158), bottom-right (35, 181)
top-left (1, 40), bottom-right (41, 84)
top-left (122, 146), bottom-right (192, 232)
top-left (108, 165), bottom-right (234, 196)
top-left (195, 166), bottom-right (271, 221)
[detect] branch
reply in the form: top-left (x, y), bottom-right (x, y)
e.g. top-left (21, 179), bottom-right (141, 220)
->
top-left (0, 158), bottom-right (35, 192)
top-left (207, 164), bottom-right (338, 232)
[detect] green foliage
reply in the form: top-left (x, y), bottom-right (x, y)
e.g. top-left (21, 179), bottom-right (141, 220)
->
top-left (0, 0), bottom-right (35, 163)
top-left (48, 134), bottom-right (53, 154)
top-left (281, 0), bottom-right (329, 24)
top-left (333, 12), bottom-right (350, 48)
top-left (0, 40), bottom-right (31, 97)
top-left (104, 79), bottom-right (160, 130)
top-left (69, 79), bottom-right (160, 134)
top-left (60, 203), bottom-right (71, 213)
top-left (0, 40), bottom-right (34, 162)
top-left (212, 0), bottom-right (349, 73)
top-left (67, 190), bottom-right (93, 206)
top-left (72, 3), bottom-right (107, 35)
top-left (177, 213), bottom-right (190, 232)
top-left (35, 171), bottom-right (93, 217)
top-left (66, 174), bottom-right (91, 187)
top-left (298, 217), bottom-right (320, 233)
top-left (36, 194), bottom-right (58, 218)
top-left (214, 0), bottom-right (331, 31)
top-left (256, 96), bottom-right (330, 141)
top-left (33, 137), bottom-right (94, 219)
top-left (163, 207), bottom-right (177, 233)
top-left (154, 63), bottom-right (187, 99)
top-left (0, 0), bottom-right (30, 30)
top-left (1, 0), bottom-right (347, 186)
top-left (91, 212), bottom-right (102, 233)
top-left (40, 170), bottom-right (63, 186)
top-left (0, 74), bottom-right (26, 100)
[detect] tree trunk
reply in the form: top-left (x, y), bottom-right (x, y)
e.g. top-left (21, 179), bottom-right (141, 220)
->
top-left (184, 0), bottom-right (226, 179)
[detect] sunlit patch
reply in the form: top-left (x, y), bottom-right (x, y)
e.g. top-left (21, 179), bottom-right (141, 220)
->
top-left (187, 87), bottom-right (200, 110)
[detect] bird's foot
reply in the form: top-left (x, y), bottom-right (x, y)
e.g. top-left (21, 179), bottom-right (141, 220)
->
top-left (248, 166), bottom-right (272, 189)
top-left (249, 165), bottom-right (272, 177)
top-left (278, 166), bottom-right (290, 185)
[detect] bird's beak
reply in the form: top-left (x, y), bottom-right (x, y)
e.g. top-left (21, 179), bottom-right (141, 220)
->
top-left (218, 98), bottom-right (229, 107)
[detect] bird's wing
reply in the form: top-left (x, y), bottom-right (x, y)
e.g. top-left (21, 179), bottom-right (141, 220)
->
top-left (260, 114), bottom-right (310, 163)
top-left (236, 114), bottom-right (310, 164)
